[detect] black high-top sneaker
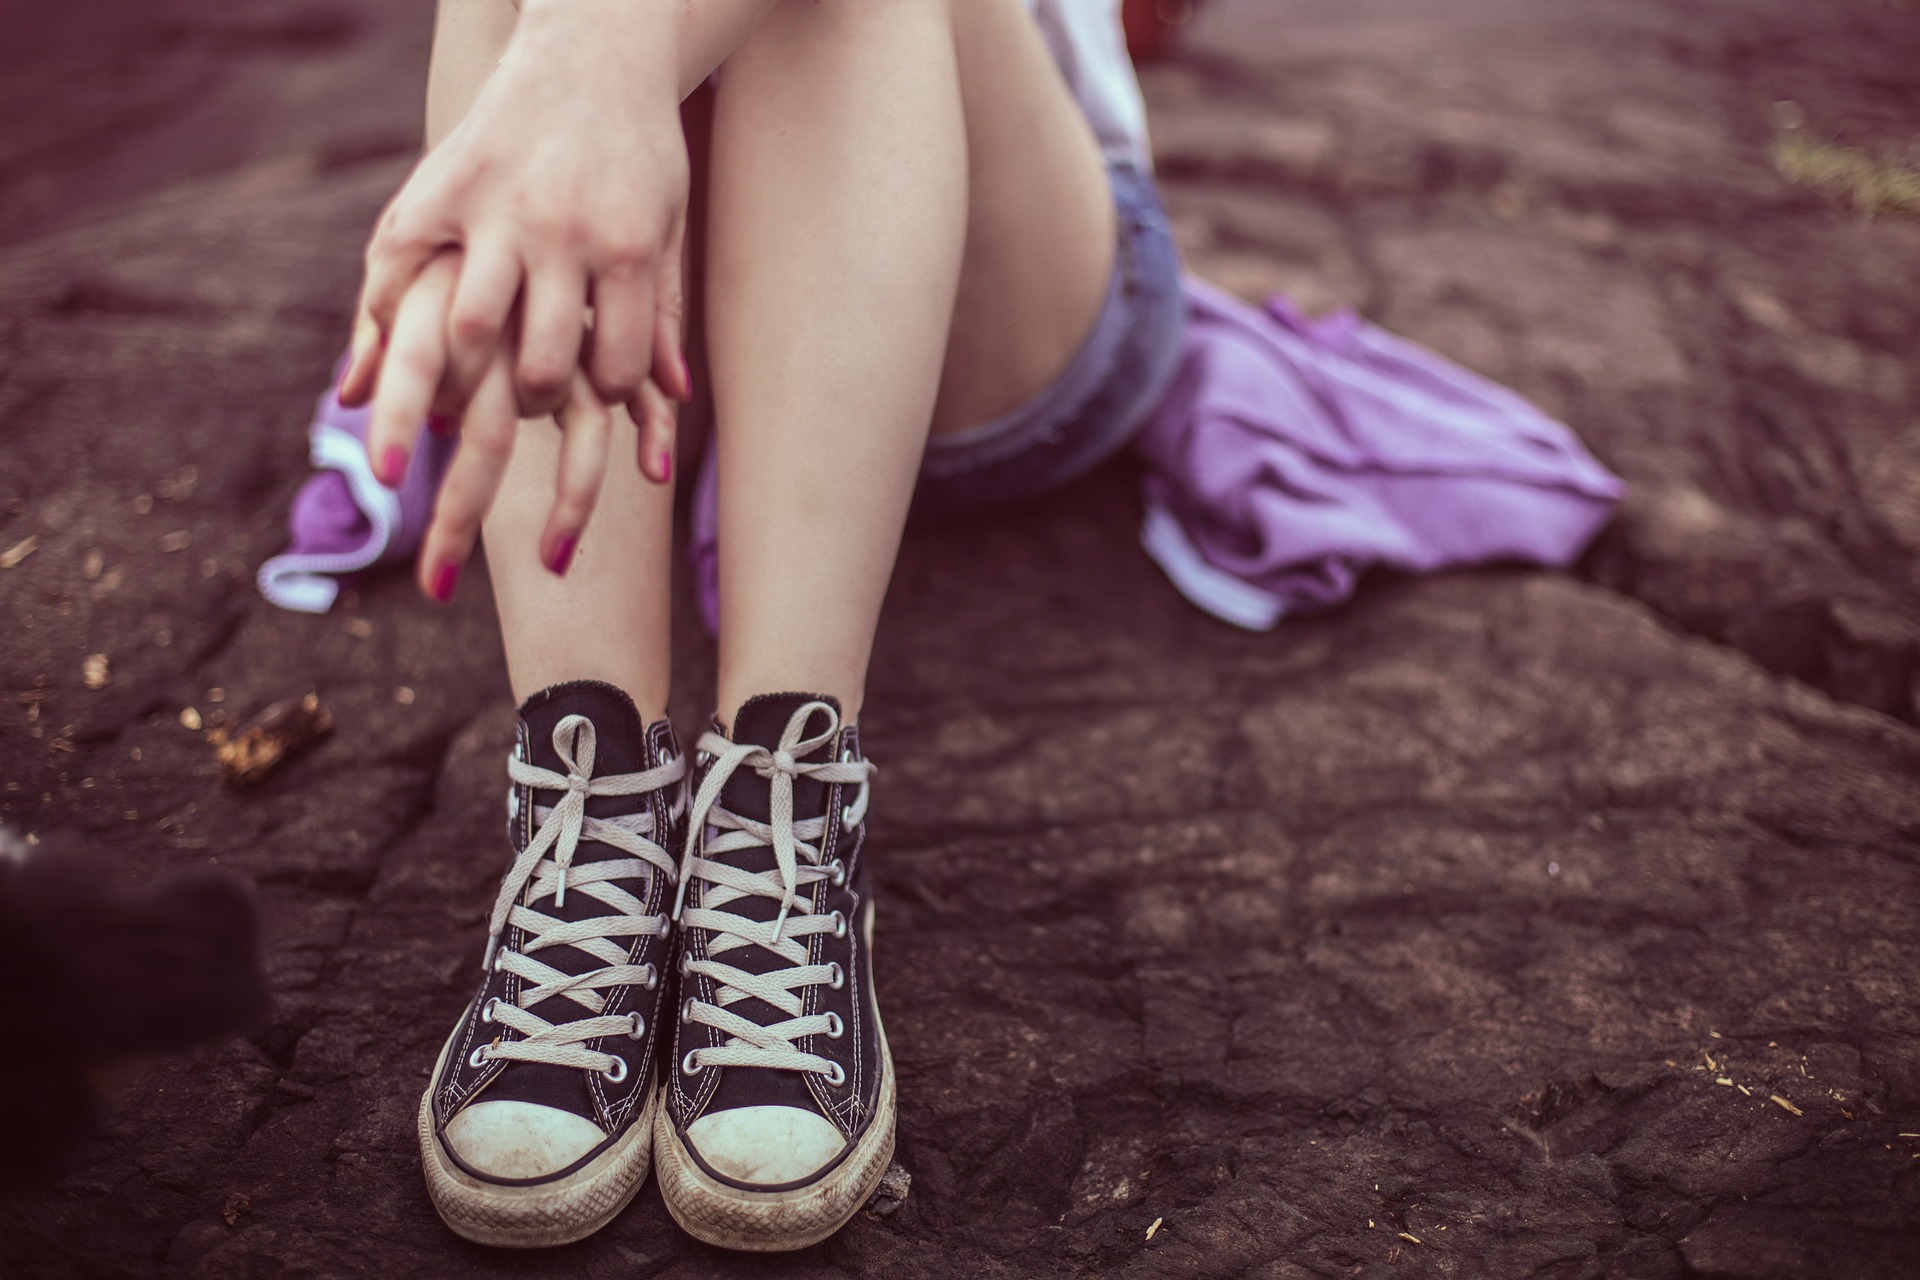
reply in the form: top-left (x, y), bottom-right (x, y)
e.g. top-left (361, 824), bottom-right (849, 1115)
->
top-left (418, 681), bottom-right (686, 1247)
top-left (655, 693), bottom-right (893, 1251)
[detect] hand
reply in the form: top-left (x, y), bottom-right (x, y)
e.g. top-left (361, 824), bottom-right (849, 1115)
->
top-left (374, 250), bottom-right (681, 598)
top-left (343, 0), bottom-right (691, 496)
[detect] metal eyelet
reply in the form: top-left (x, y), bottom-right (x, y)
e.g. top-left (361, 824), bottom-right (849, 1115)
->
top-left (840, 804), bottom-right (858, 831)
top-left (822, 1061), bottom-right (846, 1087)
top-left (682, 997), bottom-right (697, 1022)
top-left (467, 1045), bottom-right (490, 1069)
top-left (644, 966), bottom-right (660, 991)
top-left (679, 951), bottom-right (692, 976)
top-left (681, 1050), bottom-right (703, 1075)
top-left (830, 910), bottom-right (848, 939)
top-left (480, 997), bottom-right (499, 1023)
top-left (824, 1012), bottom-right (844, 1039)
top-left (626, 1012), bottom-right (646, 1040)
top-left (601, 1056), bottom-right (629, 1083)
top-left (828, 962), bottom-right (845, 990)
top-left (829, 860), bottom-right (846, 887)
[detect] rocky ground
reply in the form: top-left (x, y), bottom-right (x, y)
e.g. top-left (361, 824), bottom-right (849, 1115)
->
top-left (3, 0), bottom-right (1918, 1276)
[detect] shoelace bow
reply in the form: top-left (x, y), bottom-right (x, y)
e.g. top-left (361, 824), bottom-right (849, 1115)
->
top-left (672, 701), bottom-right (874, 1078)
top-left (475, 714), bottom-right (686, 1076)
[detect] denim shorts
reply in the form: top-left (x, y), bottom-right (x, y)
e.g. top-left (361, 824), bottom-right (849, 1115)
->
top-left (913, 162), bottom-right (1185, 516)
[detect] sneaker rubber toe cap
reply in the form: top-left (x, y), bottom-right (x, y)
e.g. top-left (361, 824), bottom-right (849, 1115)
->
top-left (685, 1105), bottom-right (847, 1186)
top-left (444, 1100), bottom-right (607, 1180)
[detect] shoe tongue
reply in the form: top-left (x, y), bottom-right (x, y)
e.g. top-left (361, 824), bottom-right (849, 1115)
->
top-left (521, 681), bottom-right (652, 825)
top-left (719, 692), bottom-right (842, 827)
top-left (511, 682), bottom-right (659, 1032)
top-left (699, 694), bottom-right (842, 1049)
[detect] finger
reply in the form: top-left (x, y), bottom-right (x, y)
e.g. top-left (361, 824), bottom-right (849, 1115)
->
top-left (367, 252), bottom-right (462, 488)
top-left (515, 262), bottom-right (588, 417)
top-left (442, 241), bottom-right (522, 416)
top-left (540, 373), bottom-right (614, 575)
top-left (344, 190), bottom-right (451, 406)
top-left (653, 210), bottom-right (692, 403)
top-left (584, 259), bottom-right (654, 408)
top-left (338, 311), bottom-right (384, 408)
top-left (417, 357), bottom-right (519, 603)
top-left (631, 377), bottom-right (677, 486)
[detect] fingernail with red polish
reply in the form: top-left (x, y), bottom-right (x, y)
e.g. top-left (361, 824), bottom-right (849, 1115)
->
top-left (429, 560), bottom-right (460, 604)
top-left (548, 535), bottom-right (578, 576)
top-left (380, 446), bottom-right (408, 487)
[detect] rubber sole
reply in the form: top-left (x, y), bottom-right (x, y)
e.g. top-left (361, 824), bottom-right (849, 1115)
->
top-left (416, 1028), bottom-right (656, 1248)
top-left (653, 1029), bottom-right (896, 1252)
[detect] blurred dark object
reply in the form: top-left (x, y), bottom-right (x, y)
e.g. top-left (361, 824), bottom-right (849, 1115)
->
top-left (1124, 0), bottom-right (1203, 62)
top-left (0, 829), bottom-right (269, 1183)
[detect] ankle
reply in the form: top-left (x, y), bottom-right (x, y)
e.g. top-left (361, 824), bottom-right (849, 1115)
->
top-left (510, 673), bottom-right (669, 726)
top-left (716, 685), bottom-right (863, 735)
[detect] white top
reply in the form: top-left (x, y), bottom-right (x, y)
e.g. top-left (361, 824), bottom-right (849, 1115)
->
top-left (1028, 0), bottom-right (1153, 170)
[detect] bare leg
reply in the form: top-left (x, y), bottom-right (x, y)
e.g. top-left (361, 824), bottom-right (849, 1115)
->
top-left (425, 0), bottom-right (679, 714)
top-left (707, 0), bottom-right (1113, 723)
top-left (934, 0), bottom-right (1117, 434)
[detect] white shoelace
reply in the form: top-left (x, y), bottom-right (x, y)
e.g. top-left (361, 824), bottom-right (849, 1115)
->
top-left (474, 714), bottom-right (686, 1077)
top-left (672, 701), bottom-right (874, 1078)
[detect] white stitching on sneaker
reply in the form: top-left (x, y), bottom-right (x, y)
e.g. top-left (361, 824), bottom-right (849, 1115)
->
top-left (671, 701), bottom-right (874, 1078)
top-left (474, 714), bottom-right (685, 1076)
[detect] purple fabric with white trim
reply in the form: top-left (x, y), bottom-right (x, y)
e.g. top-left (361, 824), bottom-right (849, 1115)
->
top-left (256, 354), bottom-right (455, 613)
top-left (1131, 278), bottom-right (1624, 628)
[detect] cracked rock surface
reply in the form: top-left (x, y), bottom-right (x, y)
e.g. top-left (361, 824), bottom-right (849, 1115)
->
top-left (3, 1), bottom-right (1918, 1276)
